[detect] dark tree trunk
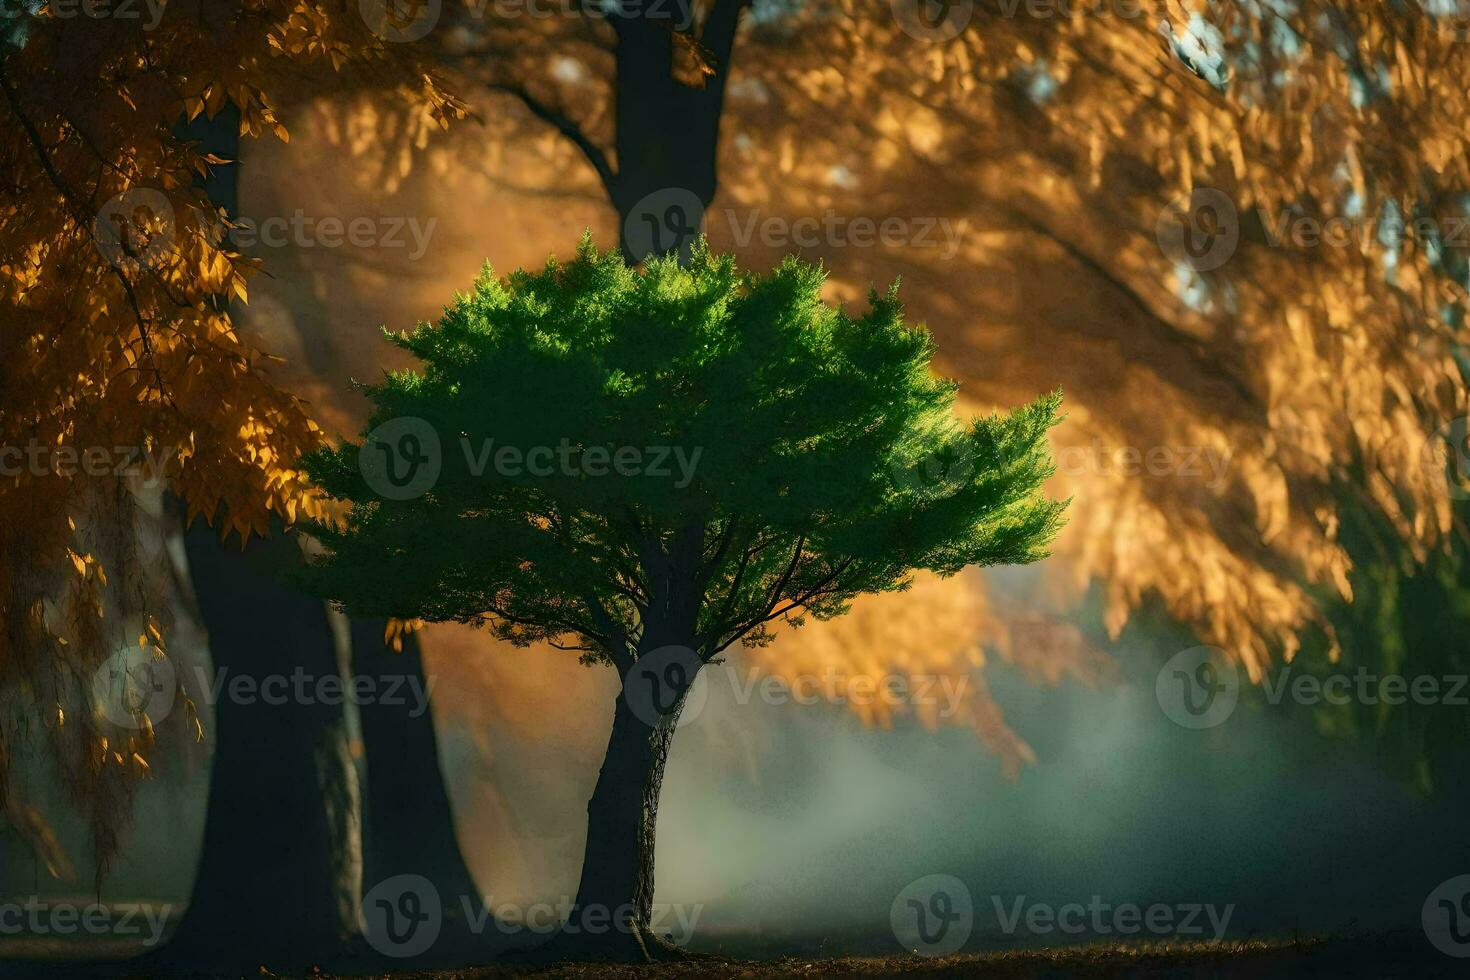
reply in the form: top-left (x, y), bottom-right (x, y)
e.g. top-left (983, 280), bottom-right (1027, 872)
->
top-left (607, 2), bottom-right (747, 263)
top-left (156, 519), bottom-right (364, 971)
top-left (353, 621), bottom-right (488, 954)
top-left (556, 656), bottom-right (697, 962)
top-left (145, 108), bottom-right (366, 972)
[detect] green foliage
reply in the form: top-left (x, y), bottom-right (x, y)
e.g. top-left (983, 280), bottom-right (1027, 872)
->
top-left (1290, 488), bottom-right (1470, 793)
top-left (298, 237), bottom-right (1066, 667)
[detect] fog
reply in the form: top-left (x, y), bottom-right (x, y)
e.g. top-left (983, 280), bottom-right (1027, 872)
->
top-left (4, 91), bottom-right (1466, 957)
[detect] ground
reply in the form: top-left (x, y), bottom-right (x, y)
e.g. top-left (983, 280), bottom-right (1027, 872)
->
top-left (5, 932), bottom-right (1455, 980)
top-left (378, 935), bottom-right (1455, 979)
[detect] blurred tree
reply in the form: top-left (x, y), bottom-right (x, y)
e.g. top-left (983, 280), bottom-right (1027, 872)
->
top-left (297, 240), bottom-right (1065, 958)
top-left (0, 0), bottom-right (465, 968)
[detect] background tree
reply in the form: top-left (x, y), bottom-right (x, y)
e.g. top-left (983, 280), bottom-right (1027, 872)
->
top-left (0, 1), bottom-right (470, 968)
top-left (297, 239), bottom-right (1065, 959)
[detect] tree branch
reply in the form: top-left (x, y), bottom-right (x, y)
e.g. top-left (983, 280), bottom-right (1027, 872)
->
top-left (711, 556), bottom-right (855, 656)
top-left (488, 83), bottom-right (617, 195)
top-left (0, 58), bottom-right (175, 407)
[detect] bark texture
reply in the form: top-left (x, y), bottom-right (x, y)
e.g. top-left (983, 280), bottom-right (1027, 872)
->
top-left (353, 620), bottom-right (488, 954)
top-left (159, 519), bottom-right (363, 970)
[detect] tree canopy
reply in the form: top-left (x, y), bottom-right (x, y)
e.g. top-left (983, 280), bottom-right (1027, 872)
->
top-left (299, 238), bottom-right (1066, 666)
top-left (261, 1), bottom-right (1466, 777)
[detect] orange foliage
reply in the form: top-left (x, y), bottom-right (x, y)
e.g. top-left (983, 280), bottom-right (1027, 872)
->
top-left (0, 3), bottom-right (465, 868)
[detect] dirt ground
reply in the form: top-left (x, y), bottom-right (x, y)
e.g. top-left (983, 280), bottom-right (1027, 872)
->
top-left (4, 931), bottom-right (1458, 980)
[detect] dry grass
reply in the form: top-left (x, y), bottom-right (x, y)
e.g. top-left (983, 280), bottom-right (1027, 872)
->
top-left (5, 932), bottom-right (1457, 980)
top-left (299, 934), bottom-right (1448, 980)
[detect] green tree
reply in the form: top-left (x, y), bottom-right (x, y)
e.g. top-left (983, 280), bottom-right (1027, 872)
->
top-left (297, 238), bottom-right (1064, 959)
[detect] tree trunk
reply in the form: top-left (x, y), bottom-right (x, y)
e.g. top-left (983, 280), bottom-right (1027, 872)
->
top-left (155, 519), bottom-right (364, 971)
top-left (144, 108), bottom-right (366, 972)
top-left (607, 2), bottom-right (746, 264)
top-left (556, 683), bottom-right (690, 961)
top-left (353, 621), bottom-right (488, 958)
